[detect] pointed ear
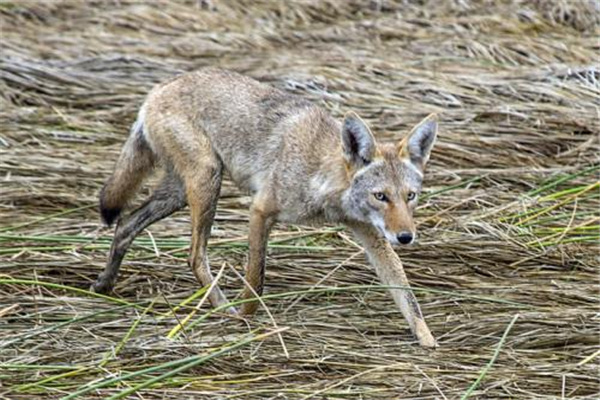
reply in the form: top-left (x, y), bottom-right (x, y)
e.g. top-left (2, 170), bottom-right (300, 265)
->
top-left (400, 114), bottom-right (438, 168)
top-left (341, 112), bottom-right (376, 167)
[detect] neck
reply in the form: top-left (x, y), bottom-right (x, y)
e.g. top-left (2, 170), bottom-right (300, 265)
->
top-left (308, 147), bottom-right (352, 223)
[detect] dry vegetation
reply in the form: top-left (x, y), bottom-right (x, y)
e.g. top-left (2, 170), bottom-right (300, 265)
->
top-left (0, 1), bottom-right (599, 399)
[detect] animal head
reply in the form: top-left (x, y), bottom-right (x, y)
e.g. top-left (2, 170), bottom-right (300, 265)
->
top-left (341, 112), bottom-right (438, 245)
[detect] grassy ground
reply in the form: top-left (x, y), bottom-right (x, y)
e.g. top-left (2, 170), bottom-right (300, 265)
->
top-left (0, 1), bottom-right (598, 399)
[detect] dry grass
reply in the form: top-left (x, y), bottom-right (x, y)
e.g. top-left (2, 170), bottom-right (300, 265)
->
top-left (0, 1), bottom-right (598, 399)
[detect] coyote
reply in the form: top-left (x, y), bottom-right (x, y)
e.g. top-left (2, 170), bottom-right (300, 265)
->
top-left (94, 68), bottom-right (438, 347)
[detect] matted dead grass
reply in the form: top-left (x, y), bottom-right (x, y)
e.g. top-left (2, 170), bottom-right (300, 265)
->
top-left (0, 1), bottom-right (598, 399)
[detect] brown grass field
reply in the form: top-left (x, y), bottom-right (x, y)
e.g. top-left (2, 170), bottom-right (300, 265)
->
top-left (0, 1), bottom-right (598, 399)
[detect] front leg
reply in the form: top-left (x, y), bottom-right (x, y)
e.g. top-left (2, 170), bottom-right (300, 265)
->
top-left (240, 200), bottom-right (275, 315)
top-left (350, 223), bottom-right (437, 348)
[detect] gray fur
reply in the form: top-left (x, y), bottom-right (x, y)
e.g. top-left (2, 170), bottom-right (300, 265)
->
top-left (94, 68), bottom-right (439, 347)
top-left (94, 169), bottom-right (186, 293)
top-left (342, 113), bottom-right (376, 166)
top-left (406, 118), bottom-right (437, 167)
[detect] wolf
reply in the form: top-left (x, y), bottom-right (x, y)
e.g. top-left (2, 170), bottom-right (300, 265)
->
top-left (93, 68), bottom-right (438, 347)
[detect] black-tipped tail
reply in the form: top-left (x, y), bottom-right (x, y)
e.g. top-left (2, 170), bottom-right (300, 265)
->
top-left (100, 199), bottom-right (122, 227)
top-left (99, 118), bottom-right (154, 227)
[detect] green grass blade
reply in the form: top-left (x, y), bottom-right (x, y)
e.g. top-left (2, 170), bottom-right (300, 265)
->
top-left (0, 279), bottom-right (162, 315)
top-left (528, 164), bottom-right (599, 196)
top-left (60, 328), bottom-right (285, 400)
top-left (460, 314), bottom-right (519, 400)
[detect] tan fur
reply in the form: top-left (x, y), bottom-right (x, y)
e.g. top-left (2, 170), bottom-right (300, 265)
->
top-left (350, 223), bottom-right (436, 347)
top-left (95, 68), bottom-right (438, 347)
top-left (384, 202), bottom-right (415, 234)
top-left (99, 129), bottom-right (154, 224)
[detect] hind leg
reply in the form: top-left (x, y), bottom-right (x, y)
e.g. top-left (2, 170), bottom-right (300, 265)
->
top-left (92, 170), bottom-right (186, 293)
top-left (184, 160), bottom-right (236, 313)
top-left (146, 114), bottom-right (233, 312)
top-left (240, 195), bottom-right (276, 315)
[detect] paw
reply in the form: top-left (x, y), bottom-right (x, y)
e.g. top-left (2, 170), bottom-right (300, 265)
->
top-left (224, 306), bottom-right (239, 315)
top-left (415, 319), bottom-right (437, 348)
top-left (90, 278), bottom-right (113, 294)
top-left (418, 331), bottom-right (438, 348)
top-left (240, 302), bottom-right (259, 316)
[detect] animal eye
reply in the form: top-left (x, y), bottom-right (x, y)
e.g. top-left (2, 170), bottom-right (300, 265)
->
top-left (407, 191), bottom-right (417, 201)
top-left (373, 192), bottom-right (388, 202)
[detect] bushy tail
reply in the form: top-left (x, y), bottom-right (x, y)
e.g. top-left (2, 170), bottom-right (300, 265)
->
top-left (100, 112), bottom-right (155, 226)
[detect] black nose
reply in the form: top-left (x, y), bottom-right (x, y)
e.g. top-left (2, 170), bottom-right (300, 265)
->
top-left (397, 232), bottom-right (413, 244)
